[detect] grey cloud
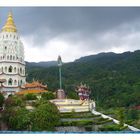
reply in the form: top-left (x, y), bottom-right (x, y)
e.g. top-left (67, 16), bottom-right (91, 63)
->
top-left (1, 7), bottom-right (140, 52)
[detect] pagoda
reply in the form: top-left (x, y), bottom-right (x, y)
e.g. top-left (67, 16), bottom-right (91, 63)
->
top-left (75, 83), bottom-right (91, 100)
top-left (0, 12), bottom-right (26, 97)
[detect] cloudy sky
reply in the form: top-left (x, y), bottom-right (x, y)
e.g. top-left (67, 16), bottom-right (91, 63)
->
top-left (0, 7), bottom-right (140, 62)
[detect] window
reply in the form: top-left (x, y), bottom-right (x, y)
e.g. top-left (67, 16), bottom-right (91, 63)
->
top-left (8, 66), bottom-right (12, 73)
top-left (7, 55), bottom-right (9, 60)
top-left (20, 68), bottom-right (22, 74)
top-left (8, 78), bottom-right (12, 85)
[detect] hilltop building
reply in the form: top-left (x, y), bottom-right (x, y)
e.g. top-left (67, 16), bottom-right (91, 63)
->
top-left (0, 12), bottom-right (26, 97)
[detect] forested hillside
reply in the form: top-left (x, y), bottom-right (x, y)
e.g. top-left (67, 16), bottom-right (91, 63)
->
top-left (26, 50), bottom-right (140, 108)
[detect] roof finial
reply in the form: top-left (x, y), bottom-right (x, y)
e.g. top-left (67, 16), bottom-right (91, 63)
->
top-left (1, 11), bottom-right (17, 32)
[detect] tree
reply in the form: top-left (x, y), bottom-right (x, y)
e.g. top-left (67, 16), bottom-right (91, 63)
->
top-left (0, 93), bottom-right (4, 107)
top-left (41, 91), bottom-right (56, 100)
top-left (7, 108), bottom-right (30, 130)
top-left (2, 96), bottom-right (60, 131)
top-left (4, 95), bottom-right (24, 108)
top-left (126, 109), bottom-right (139, 121)
top-left (30, 101), bottom-right (60, 131)
top-left (117, 108), bottom-right (125, 127)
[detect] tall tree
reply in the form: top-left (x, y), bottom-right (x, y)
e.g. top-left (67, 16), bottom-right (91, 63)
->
top-left (30, 101), bottom-right (60, 131)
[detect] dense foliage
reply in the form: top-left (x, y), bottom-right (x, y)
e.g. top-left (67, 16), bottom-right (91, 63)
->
top-left (24, 94), bottom-right (37, 100)
top-left (2, 96), bottom-right (60, 131)
top-left (30, 100), bottom-right (60, 131)
top-left (26, 50), bottom-right (140, 108)
top-left (0, 93), bottom-right (4, 107)
top-left (4, 95), bottom-right (24, 107)
top-left (41, 92), bottom-right (56, 100)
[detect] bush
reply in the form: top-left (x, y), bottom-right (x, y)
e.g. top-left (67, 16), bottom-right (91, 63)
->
top-left (60, 120), bottom-right (93, 127)
top-left (99, 124), bottom-right (124, 131)
top-left (94, 119), bottom-right (113, 125)
top-left (41, 92), bottom-right (56, 100)
top-left (30, 101), bottom-right (60, 131)
top-left (2, 107), bottom-right (30, 130)
top-left (77, 120), bottom-right (93, 126)
top-left (125, 109), bottom-right (139, 121)
top-left (5, 96), bottom-right (24, 108)
top-left (67, 92), bottom-right (79, 100)
top-left (24, 94), bottom-right (37, 100)
top-left (60, 112), bottom-right (98, 118)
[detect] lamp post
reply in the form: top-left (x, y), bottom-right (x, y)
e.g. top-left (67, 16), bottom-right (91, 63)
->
top-left (57, 55), bottom-right (62, 89)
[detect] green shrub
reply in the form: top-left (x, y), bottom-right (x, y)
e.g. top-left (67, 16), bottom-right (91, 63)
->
top-left (77, 120), bottom-right (93, 126)
top-left (99, 124), bottom-right (123, 131)
top-left (41, 92), bottom-right (56, 100)
top-left (60, 120), bottom-right (93, 127)
top-left (25, 94), bottom-right (37, 100)
top-left (5, 96), bottom-right (24, 107)
top-left (67, 92), bottom-right (79, 100)
top-left (30, 101), bottom-right (60, 131)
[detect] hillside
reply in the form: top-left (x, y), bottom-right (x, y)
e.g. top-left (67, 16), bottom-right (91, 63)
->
top-left (26, 61), bottom-right (57, 68)
top-left (26, 50), bottom-right (140, 108)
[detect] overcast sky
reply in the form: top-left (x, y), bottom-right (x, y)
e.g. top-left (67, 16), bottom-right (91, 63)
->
top-left (0, 7), bottom-right (140, 62)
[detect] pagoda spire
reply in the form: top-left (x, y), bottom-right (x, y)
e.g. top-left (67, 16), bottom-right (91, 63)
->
top-left (2, 11), bottom-right (17, 32)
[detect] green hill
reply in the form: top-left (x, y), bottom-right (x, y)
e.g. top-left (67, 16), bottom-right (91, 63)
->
top-left (26, 50), bottom-right (140, 108)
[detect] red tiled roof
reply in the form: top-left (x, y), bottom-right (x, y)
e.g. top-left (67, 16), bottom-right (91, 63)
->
top-left (22, 81), bottom-right (47, 89)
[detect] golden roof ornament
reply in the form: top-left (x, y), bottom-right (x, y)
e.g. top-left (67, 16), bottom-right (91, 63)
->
top-left (2, 11), bottom-right (17, 32)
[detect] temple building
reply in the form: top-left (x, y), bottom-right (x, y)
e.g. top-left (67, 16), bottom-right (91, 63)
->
top-left (75, 83), bottom-right (91, 100)
top-left (17, 81), bottom-right (47, 95)
top-left (0, 12), bottom-right (26, 96)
